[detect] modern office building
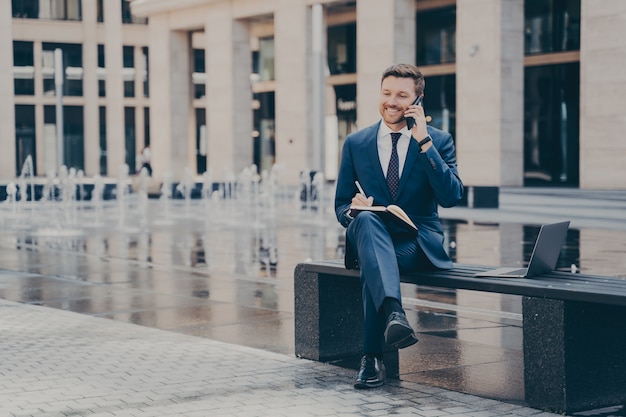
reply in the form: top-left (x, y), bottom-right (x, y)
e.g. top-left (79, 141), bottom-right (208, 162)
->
top-left (3, 0), bottom-right (150, 183)
top-left (2, 0), bottom-right (625, 191)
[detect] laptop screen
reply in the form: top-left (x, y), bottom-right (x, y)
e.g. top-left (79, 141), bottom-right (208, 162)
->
top-left (526, 221), bottom-right (570, 277)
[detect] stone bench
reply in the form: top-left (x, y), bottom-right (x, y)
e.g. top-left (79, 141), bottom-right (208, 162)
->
top-left (294, 260), bottom-right (626, 414)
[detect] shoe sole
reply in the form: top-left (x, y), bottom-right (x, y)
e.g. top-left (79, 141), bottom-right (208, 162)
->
top-left (385, 322), bottom-right (418, 349)
top-left (354, 379), bottom-right (385, 389)
top-left (390, 332), bottom-right (418, 349)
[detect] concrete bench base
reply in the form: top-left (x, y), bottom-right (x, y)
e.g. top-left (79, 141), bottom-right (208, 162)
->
top-left (294, 262), bottom-right (400, 376)
top-left (523, 297), bottom-right (626, 412)
top-left (294, 261), bottom-right (626, 414)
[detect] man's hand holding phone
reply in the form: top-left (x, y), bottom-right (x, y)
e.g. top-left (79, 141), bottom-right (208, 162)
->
top-left (405, 95), bottom-right (423, 130)
top-left (405, 95), bottom-right (432, 151)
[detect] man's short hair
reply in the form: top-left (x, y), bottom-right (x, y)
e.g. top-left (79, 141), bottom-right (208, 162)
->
top-left (381, 64), bottom-right (425, 96)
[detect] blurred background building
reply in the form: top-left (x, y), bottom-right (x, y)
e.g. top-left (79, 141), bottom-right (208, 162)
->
top-left (1, 0), bottom-right (625, 190)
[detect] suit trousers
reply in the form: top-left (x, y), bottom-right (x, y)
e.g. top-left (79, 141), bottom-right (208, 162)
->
top-left (346, 211), bottom-right (428, 355)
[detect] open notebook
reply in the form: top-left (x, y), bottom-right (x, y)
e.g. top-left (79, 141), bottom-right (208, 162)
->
top-left (474, 221), bottom-right (570, 278)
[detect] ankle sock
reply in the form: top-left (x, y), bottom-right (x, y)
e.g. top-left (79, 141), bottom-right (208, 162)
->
top-left (365, 352), bottom-right (384, 360)
top-left (383, 297), bottom-right (403, 317)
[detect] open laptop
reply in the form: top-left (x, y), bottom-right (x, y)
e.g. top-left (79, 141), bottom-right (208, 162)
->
top-left (474, 221), bottom-right (570, 278)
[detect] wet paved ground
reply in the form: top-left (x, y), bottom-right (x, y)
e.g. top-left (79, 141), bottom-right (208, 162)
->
top-left (1, 186), bottom-right (626, 416)
top-left (0, 296), bottom-right (563, 417)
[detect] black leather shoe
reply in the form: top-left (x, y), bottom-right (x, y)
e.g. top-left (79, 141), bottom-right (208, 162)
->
top-left (384, 312), bottom-right (418, 349)
top-left (354, 354), bottom-right (385, 389)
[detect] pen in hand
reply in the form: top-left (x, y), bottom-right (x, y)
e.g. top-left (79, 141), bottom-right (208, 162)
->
top-left (355, 181), bottom-right (366, 197)
top-left (353, 181), bottom-right (373, 210)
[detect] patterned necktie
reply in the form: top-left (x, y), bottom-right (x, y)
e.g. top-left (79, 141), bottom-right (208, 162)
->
top-left (387, 133), bottom-right (401, 200)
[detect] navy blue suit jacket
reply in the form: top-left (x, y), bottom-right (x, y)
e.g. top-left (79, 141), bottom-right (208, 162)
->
top-left (334, 121), bottom-right (463, 270)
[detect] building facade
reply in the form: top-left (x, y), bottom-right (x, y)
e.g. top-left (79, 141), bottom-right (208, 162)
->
top-left (2, 0), bottom-right (625, 189)
top-left (3, 0), bottom-right (150, 181)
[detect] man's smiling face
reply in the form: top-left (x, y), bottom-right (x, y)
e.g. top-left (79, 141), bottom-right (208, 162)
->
top-left (379, 76), bottom-right (417, 131)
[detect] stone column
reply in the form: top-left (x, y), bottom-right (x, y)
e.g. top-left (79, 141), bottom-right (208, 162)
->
top-left (0, 1), bottom-right (16, 178)
top-left (273, 1), bottom-right (310, 184)
top-left (356, 0), bottom-right (415, 128)
top-left (205, 5), bottom-right (252, 181)
top-left (456, 0), bottom-right (524, 188)
top-left (33, 41), bottom-right (46, 175)
top-left (134, 46), bottom-right (146, 155)
top-left (579, 0), bottom-right (626, 189)
top-left (35, 103), bottom-right (45, 175)
top-left (149, 15), bottom-right (191, 181)
top-left (104, 0), bottom-right (126, 177)
top-left (82, 0), bottom-right (100, 177)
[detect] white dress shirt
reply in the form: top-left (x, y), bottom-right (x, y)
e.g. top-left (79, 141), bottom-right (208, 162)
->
top-left (377, 122), bottom-right (411, 178)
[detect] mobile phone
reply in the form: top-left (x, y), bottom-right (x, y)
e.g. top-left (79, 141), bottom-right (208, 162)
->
top-left (405, 95), bottom-right (423, 129)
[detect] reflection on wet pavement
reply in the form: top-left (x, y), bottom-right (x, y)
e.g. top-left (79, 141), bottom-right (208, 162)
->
top-left (1, 196), bottom-right (626, 406)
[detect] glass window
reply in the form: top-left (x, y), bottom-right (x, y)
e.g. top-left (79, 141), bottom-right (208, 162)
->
top-left (42, 42), bottom-right (83, 96)
top-left (44, 105), bottom-right (55, 124)
top-left (196, 108), bottom-right (206, 174)
top-left (13, 41), bottom-right (34, 66)
top-left (12, 0), bottom-right (38, 18)
top-left (142, 47), bottom-right (149, 98)
top-left (13, 41), bottom-right (35, 95)
top-left (123, 46), bottom-right (135, 98)
top-left (97, 0), bottom-right (103, 22)
top-left (64, 106), bottom-right (85, 171)
top-left (143, 107), bottom-right (150, 147)
top-left (66, 0), bottom-right (81, 20)
top-left (15, 105), bottom-right (37, 177)
top-left (254, 37), bottom-right (274, 82)
top-left (44, 105), bottom-right (85, 171)
top-left (327, 23), bottom-right (357, 75)
top-left (99, 106), bottom-right (107, 175)
top-left (524, 63), bottom-right (579, 186)
top-left (98, 44), bottom-right (106, 97)
top-left (123, 45), bottom-right (134, 68)
top-left (193, 49), bottom-right (205, 74)
top-left (124, 107), bottom-right (136, 171)
top-left (193, 49), bottom-right (205, 99)
top-left (13, 0), bottom-right (82, 21)
top-left (525, 0), bottom-right (580, 55)
top-left (121, 0), bottom-right (147, 24)
top-left (416, 6), bottom-right (456, 66)
top-left (333, 84), bottom-right (357, 167)
top-left (423, 75), bottom-right (456, 139)
top-left (252, 92), bottom-right (275, 173)
top-left (97, 44), bottom-right (105, 68)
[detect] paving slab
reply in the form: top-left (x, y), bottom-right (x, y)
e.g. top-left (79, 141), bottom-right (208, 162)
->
top-left (0, 298), bottom-right (562, 417)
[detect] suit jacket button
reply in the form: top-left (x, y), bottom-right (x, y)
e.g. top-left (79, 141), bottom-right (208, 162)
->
top-left (429, 158), bottom-right (436, 169)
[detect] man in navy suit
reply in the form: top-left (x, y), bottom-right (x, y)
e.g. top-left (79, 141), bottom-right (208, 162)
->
top-left (334, 64), bottom-right (463, 389)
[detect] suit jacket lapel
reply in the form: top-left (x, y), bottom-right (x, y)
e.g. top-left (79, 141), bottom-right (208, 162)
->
top-left (365, 122), bottom-right (390, 199)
